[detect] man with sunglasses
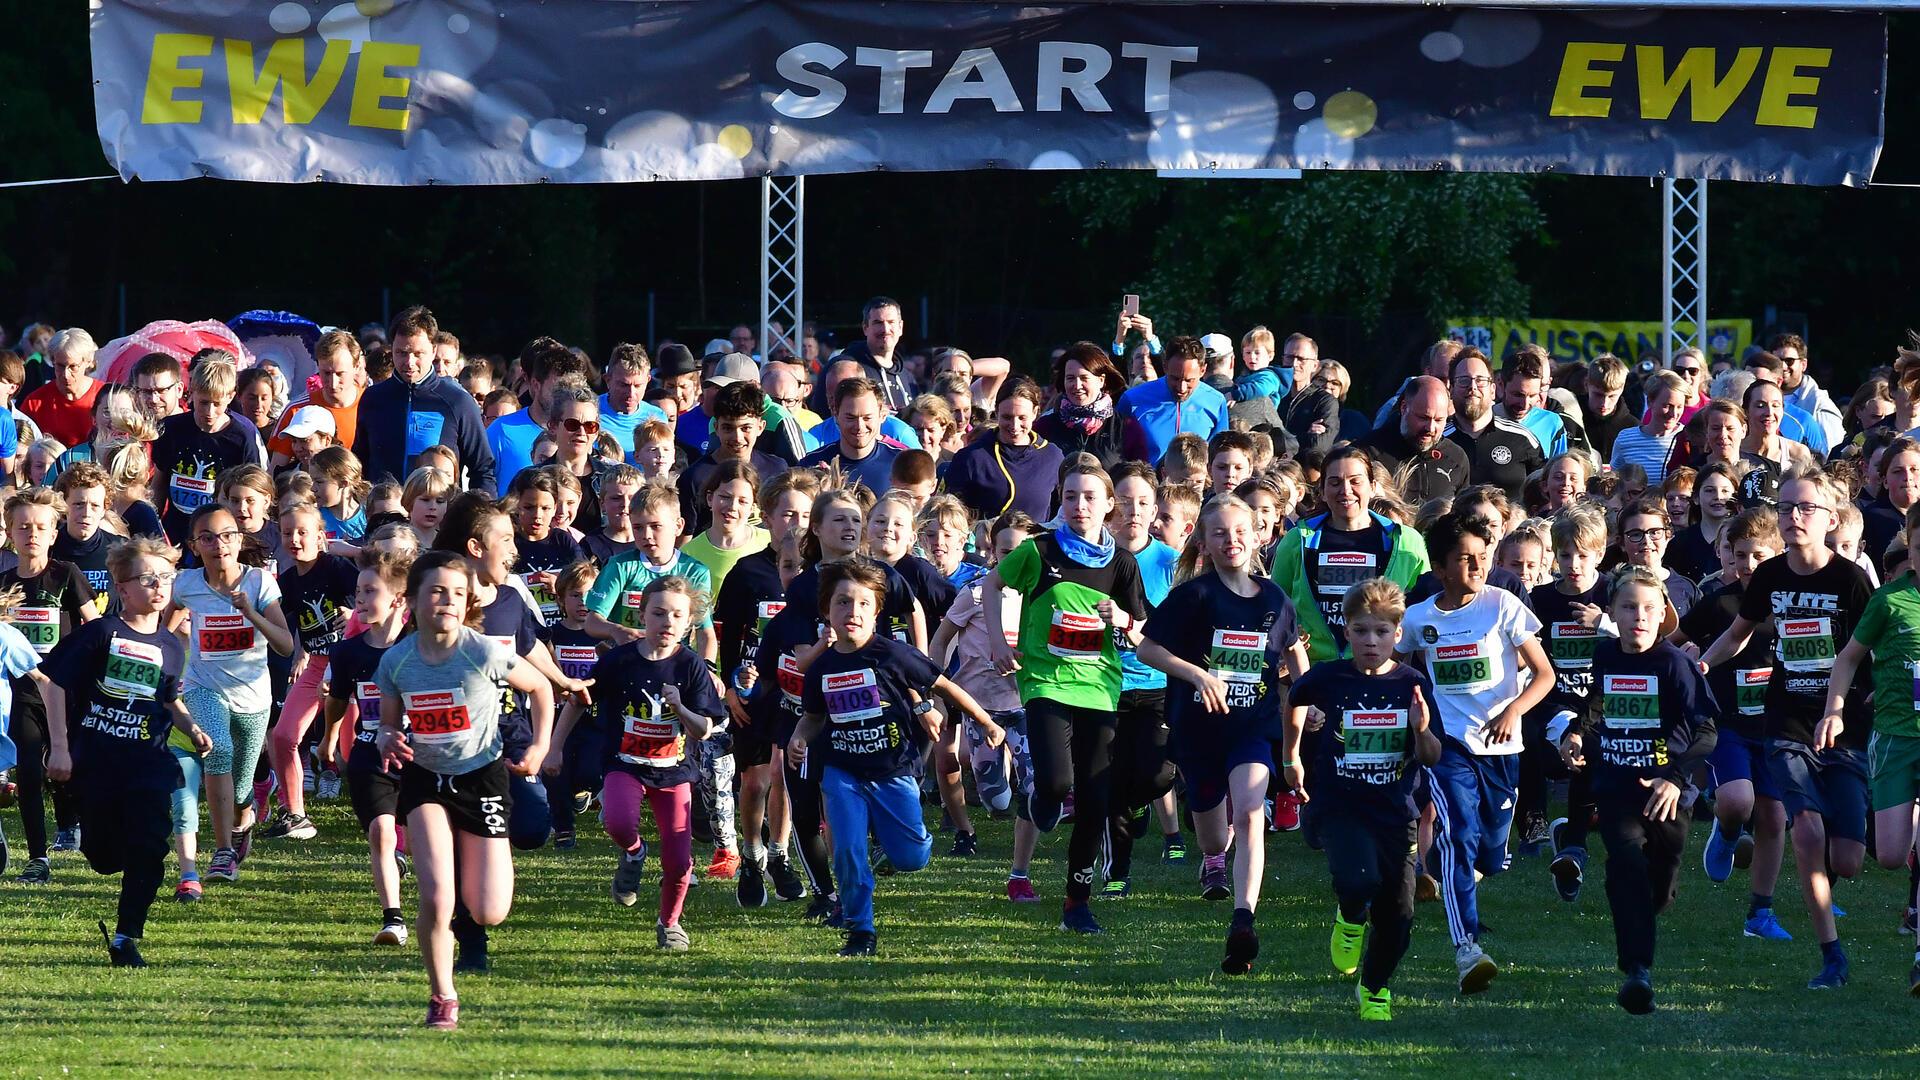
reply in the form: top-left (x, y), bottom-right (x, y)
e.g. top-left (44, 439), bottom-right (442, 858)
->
top-left (1768, 333), bottom-right (1846, 451)
top-left (486, 337), bottom-right (591, 496)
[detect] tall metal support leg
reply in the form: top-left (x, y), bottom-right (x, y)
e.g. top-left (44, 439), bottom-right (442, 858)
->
top-left (761, 175), bottom-right (804, 361)
top-left (1662, 178), bottom-right (1708, 363)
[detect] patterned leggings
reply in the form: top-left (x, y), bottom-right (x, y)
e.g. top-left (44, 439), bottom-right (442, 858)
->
top-left (187, 687), bottom-right (270, 810)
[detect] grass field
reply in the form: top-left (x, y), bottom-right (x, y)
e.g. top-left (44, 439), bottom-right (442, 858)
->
top-left (1, 801), bottom-right (1918, 1079)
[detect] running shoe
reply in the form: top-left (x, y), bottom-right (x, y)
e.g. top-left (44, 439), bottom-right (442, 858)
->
top-left (768, 853), bottom-right (806, 901)
top-left (1222, 922), bottom-right (1259, 975)
top-left (1060, 791), bottom-right (1076, 823)
top-left (838, 930), bottom-right (878, 956)
top-left (1547, 816), bottom-right (1568, 858)
top-left (553, 829), bottom-right (577, 851)
top-left (704, 848), bottom-right (742, 881)
top-left (1271, 791), bottom-right (1303, 832)
top-left (16, 857), bottom-right (51, 886)
top-left (206, 848), bottom-right (239, 883)
top-left (453, 944), bottom-right (490, 974)
top-left (1415, 873), bottom-right (1441, 903)
top-left (376, 917), bottom-right (408, 946)
top-left (100, 921), bottom-right (146, 969)
top-left (1744, 909), bottom-right (1793, 940)
top-left (232, 823), bottom-right (255, 864)
top-left (1901, 907), bottom-right (1917, 936)
top-left (1733, 832), bottom-right (1755, 870)
top-left (825, 901), bottom-right (847, 929)
top-left (52, 827), bottom-right (80, 853)
top-left (1617, 966), bottom-right (1655, 1014)
top-left (0, 768), bottom-right (14, 810)
top-left (656, 921), bottom-right (691, 952)
top-left (1455, 941), bottom-right (1498, 994)
top-left (174, 878), bottom-right (202, 903)
top-left (803, 895), bottom-right (837, 923)
top-left (1702, 824), bottom-right (1737, 883)
top-left (949, 830), bottom-right (978, 857)
top-left (1356, 984), bottom-right (1392, 1022)
top-left (396, 852), bottom-right (411, 880)
top-left (1099, 878), bottom-right (1131, 900)
top-left (1330, 911), bottom-right (1366, 976)
top-left (1161, 836), bottom-right (1188, 864)
top-left (1550, 846), bottom-right (1586, 903)
top-left (261, 813), bottom-right (317, 841)
top-left (1809, 949), bottom-right (1850, 990)
top-left (612, 842), bottom-right (648, 907)
top-left (424, 994), bottom-right (459, 1030)
top-left (737, 858), bottom-right (769, 909)
top-left (573, 790), bottom-right (595, 817)
top-left (1059, 902), bottom-right (1103, 934)
top-left (1199, 853), bottom-right (1231, 901)
top-left (1515, 811), bottom-right (1549, 857)
top-left (302, 764), bottom-right (317, 796)
top-left (1006, 876), bottom-right (1039, 903)
top-left (873, 850), bottom-right (896, 878)
top-left (315, 770), bottom-right (342, 801)
top-left (1832, 903), bottom-right (1848, 919)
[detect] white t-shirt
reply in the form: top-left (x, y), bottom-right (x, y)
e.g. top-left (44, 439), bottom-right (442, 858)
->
top-left (176, 566), bottom-right (282, 715)
top-left (1398, 587), bottom-right (1541, 756)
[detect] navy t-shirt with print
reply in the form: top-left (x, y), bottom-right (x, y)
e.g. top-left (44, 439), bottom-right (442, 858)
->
top-left (714, 548), bottom-right (787, 680)
top-left (278, 554), bottom-right (358, 656)
top-left (328, 632), bottom-right (395, 772)
top-left (480, 587), bottom-right (542, 755)
top-left (1289, 660), bottom-right (1433, 825)
top-left (1144, 573), bottom-right (1299, 741)
top-left (597, 644), bottom-right (724, 787)
top-left (802, 635), bottom-right (941, 781)
top-left (40, 616), bottom-right (186, 790)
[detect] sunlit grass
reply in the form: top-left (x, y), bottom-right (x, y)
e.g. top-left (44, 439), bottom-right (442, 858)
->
top-left (2, 802), bottom-right (1917, 1077)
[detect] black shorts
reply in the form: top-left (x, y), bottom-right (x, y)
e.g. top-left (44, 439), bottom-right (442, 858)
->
top-left (397, 758), bottom-right (513, 839)
top-left (732, 717), bottom-right (777, 770)
top-left (348, 760), bottom-right (403, 830)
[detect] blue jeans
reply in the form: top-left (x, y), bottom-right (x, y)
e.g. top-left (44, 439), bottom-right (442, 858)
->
top-left (820, 767), bottom-right (932, 933)
top-left (1424, 741), bottom-right (1519, 948)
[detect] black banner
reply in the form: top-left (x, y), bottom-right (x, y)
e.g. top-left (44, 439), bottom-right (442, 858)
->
top-left (91, 1), bottom-right (1885, 186)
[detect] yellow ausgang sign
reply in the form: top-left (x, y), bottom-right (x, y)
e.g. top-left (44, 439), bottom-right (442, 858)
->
top-left (1447, 319), bottom-right (1753, 368)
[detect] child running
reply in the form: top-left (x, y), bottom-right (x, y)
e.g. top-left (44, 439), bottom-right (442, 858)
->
top-left (1284, 578), bottom-right (1441, 1020)
top-left (555, 576), bottom-right (724, 951)
top-left (374, 550), bottom-right (556, 1030)
top-left (1527, 505), bottom-right (1610, 892)
top-left (43, 537), bottom-right (206, 967)
top-left (1819, 502), bottom-right (1920, 994)
top-left (1140, 493), bottom-right (1309, 972)
top-left (541, 560), bottom-right (606, 851)
top-left (170, 503), bottom-right (295, 885)
top-left (786, 557), bottom-right (1003, 956)
top-left (1561, 566), bottom-right (1716, 1014)
top-left (324, 550), bottom-right (416, 946)
top-left (1700, 469), bottom-right (1875, 989)
top-left (263, 502), bottom-right (360, 840)
top-left (1398, 509), bottom-right (1553, 994)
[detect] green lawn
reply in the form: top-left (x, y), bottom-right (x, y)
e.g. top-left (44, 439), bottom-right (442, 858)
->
top-left (1, 803), bottom-right (1917, 1078)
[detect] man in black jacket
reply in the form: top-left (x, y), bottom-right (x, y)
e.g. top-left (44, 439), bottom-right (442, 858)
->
top-left (1355, 376), bottom-right (1470, 504)
top-left (353, 306), bottom-right (495, 491)
top-left (1278, 338), bottom-right (1341, 458)
top-left (812, 297), bottom-right (915, 415)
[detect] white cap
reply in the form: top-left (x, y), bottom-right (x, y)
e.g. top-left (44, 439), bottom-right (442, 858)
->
top-left (1200, 332), bottom-right (1234, 360)
top-left (282, 405), bottom-right (336, 439)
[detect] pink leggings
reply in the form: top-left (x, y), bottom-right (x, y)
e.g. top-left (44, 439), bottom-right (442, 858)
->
top-left (269, 657), bottom-right (332, 814)
top-left (601, 771), bottom-right (693, 926)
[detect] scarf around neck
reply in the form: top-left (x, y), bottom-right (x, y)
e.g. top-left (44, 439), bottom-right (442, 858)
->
top-left (1054, 524), bottom-right (1115, 568)
top-left (1057, 394), bottom-right (1115, 436)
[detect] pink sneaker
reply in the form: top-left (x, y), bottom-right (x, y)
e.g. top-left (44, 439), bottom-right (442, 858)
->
top-left (1006, 876), bottom-right (1040, 902)
top-left (1272, 792), bottom-right (1303, 832)
top-left (425, 994), bottom-right (459, 1030)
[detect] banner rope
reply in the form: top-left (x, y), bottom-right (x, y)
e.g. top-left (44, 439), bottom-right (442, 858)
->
top-left (0, 175), bottom-right (118, 188)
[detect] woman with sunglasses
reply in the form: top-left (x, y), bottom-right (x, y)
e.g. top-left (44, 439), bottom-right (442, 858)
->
top-left (543, 383), bottom-right (612, 536)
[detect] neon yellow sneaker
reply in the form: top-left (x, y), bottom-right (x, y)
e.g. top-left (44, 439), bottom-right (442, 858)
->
top-left (1330, 910), bottom-right (1366, 976)
top-left (1356, 982), bottom-right (1392, 1021)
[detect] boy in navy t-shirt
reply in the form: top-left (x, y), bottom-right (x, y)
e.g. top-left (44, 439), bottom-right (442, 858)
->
top-left (1285, 578), bottom-right (1441, 1022)
top-left (788, 557), bottom-right (1003, 957)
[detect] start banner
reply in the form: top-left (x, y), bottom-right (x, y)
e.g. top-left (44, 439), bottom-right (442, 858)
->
top-left (89, 1), bottom-right (1885, 186)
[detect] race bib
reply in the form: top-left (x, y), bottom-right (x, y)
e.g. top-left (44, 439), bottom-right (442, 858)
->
top-left (403, 688), bottom-right (472, 742)
top-left (169, 470), bottom-right (215, 512)
top-left (1547, 621), bottom-right (1597, 670)
top-left (620, 589), bottom-right (648, 628)
top-left (11, 605), bottom-right (57, 654)
top-left (355, 681), bottom-right (383, 741)
top-left (198, 612), bottom-right (254, 660)
top-left (1600, 673), bottom-right (1661, 730)
top-left (1339, 708), bottom-right (1410, 769)
top-left (554, 644), bottom-right (598, 681)
top-left (488, 634), bottom-right (520, 713)
top-left (822, 668), bottom-right (885, 725)
top-left (754, 601), bottom-right (787, 639)
top-left (617, 697), bottom-right (682, 766)
top-left (776, 652), bottom-right (804, 707)
top-left (1047, 610), bottom-right (1105, 661)
top-left (523, 574), bottom-right (559, 619)
top-left (1778, 617), bottom-right (1836, 673)
top-left (1206, 629), bottom-right (1268, 710)
top-left (1315, 550), bottom-right (1377, 596)
top-left (103, 636), bottom-right (164, 701)
top-left (1430, 641), bottom-right (1495, 695)
top-left (1736, 666), bottom-right (1771, 717)
top-left (999, 590), bottom-right (1023, 647)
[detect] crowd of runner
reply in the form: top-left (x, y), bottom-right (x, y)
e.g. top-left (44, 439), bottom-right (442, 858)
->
top-left (1, 302), bottom-right (1918, 1030)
